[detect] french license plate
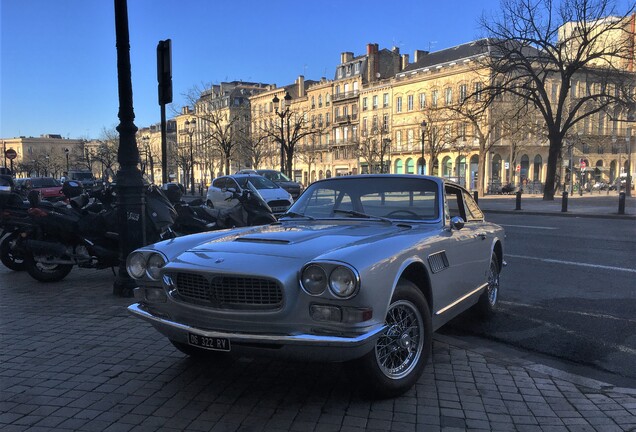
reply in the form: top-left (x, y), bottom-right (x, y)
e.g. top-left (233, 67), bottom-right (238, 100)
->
top-left (271, 206), bottom-right (287, 213)
top-left (188, 333), bottom-right (230, 351)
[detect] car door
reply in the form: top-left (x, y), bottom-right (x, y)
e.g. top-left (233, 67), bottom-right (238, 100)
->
top-left (208, 177), bottom-right (229, 209)
top-left (436, 184), bottom-right (488, 314)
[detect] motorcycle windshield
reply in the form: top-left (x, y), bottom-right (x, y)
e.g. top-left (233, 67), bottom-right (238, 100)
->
top-left (246, 181), bottom-right (273, 212)
top-left (146, 186), bottom-right (177, 230)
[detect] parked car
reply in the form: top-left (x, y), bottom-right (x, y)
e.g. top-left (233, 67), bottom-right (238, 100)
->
top-left (14, 177), bottom-right (65, 201)
top-left (67, 170), bottom-right (97, 190)
top-left (206, 174), bottom-right (293, 216)
top-left (237, 169), bottom-right (304, 199)
top-left (127, 174), bottom-right (505, 398)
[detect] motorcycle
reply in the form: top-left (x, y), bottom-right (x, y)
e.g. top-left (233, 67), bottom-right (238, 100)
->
top-left (0, 175), bottom-right (30, 271)
top-left (161, 181), bottom-right (276, 235)
top-left (15, 184), bottom-right (177, 282)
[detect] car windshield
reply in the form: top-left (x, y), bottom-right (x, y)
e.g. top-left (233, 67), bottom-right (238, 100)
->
top-left (289, 176), bottom-right (440, 221)
top-left (259, 171), bottom-right (291, 182)
top-left (71, 172), bottom-right (93, 180)
top-left (235, 176), bottom-right (279, 190)
top-left (31, 178), bottom-right (60, 188)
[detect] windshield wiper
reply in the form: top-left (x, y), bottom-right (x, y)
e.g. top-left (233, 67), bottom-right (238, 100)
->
top-left (280, 211), bottom-right (315, 220)
top-left (333, 209), bottom-right (391, 223)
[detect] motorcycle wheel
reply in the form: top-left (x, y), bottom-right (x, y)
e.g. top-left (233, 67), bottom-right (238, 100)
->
top-left (0, 232), bottom-right (26, 271)
top-left (25, 257), bottom-right (73, 282)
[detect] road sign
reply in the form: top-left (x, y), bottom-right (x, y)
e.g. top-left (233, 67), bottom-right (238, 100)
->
top-left (504, 162), bottom-right (510, 170)
top-left (580, 159), bottom-right (587, 169)
top-left (4, 149), bottom-right (17, 160)
top-left (516, 164), bottom-right (521, 172)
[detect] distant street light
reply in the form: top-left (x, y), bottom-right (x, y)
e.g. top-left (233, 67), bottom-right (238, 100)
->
top-left (185, 119), bottom-right (196, 194)
top-left (64, 148), bottom-right (70, 171)
top-left (420, 121), bottom-right (427, 175)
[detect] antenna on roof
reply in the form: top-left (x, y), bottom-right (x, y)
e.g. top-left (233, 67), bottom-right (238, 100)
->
top-left (428, 41), bottom-right (437, 51)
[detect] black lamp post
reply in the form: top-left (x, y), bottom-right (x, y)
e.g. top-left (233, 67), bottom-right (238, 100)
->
top-left (273, 91), bottom-right (292, 175)
top-left (626, 126), bottom-right (632, 197)
top-left (420, 120), bottom-right (427, 175)
top-left (112, 0), bottom-right (146, 297)
top-left (185, 119), bottom-right (196, 194)
top-left (64, 148), bottom-right (70, 171)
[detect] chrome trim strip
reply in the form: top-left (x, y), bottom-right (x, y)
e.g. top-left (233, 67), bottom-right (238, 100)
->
top-left (128, 303), bottom-right (386, 347)
top-left (435, 283), bottom-right (487, 316)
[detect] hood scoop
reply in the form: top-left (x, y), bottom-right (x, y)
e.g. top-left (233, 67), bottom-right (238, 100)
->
top-left (234, 237), bottom-right (290, 245)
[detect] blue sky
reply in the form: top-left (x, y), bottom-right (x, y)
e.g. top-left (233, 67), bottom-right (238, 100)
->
top-left (1, 0), bottom-right (505, 139)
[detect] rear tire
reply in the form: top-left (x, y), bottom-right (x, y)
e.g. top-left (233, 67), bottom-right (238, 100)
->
top-left (206, 200), bottom-right (214, 208)
top-left (25, 257), bottom-right (73, 282)
top-left (0, 232), bottom-right (26, 271)
top-left (475, 256), bottom-right (500, 319)
top-left (347, 280), bottom-right (432, 399)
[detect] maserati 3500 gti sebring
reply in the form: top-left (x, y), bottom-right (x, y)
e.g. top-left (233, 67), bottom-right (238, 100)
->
top-left (127, 175), bottom-right (505, 398)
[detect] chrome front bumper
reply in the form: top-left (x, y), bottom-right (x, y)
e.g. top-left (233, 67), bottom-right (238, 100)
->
top-left (128, 302), bottom-right (386, 360)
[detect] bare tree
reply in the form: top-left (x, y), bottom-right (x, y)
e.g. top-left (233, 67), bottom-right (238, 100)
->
top-left (480, 0), bottom-right (636, 199)
top-left (91, 127), bottom-right (120, 182)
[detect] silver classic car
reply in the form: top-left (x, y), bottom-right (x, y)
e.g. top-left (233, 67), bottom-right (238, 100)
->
top-left (127, 175), bottom-right (505, 398)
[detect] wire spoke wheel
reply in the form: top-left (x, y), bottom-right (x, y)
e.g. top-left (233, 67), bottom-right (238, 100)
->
top-left (487, 259), bottom-right (499, 306)
top-left (375, 299), bottom-right (424, 380)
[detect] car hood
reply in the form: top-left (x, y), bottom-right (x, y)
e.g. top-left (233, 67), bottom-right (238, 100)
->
top-left (256, 188), bottom-right (291, 201)
top-left (171, 221), bottom-right (425, 264)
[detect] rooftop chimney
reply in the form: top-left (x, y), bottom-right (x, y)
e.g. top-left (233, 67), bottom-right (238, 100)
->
top-left (401, 54), bottom-right (409, 70)
top-left (341, 52), bottom-right (354, 63)
top-left (413, 50), bottom-right (429, 63)
top-left (297, 75), bottom-right (305, 98)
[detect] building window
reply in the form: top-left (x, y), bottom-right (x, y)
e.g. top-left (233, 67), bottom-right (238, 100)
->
top-left (474, 82), bottom-right (482, 101)
top-left (335, 85), bottom-right (340, 96)
top-left (419, 93), bottom-right (426, 109)
top-left (372, 95), bottom-right (378, 109)
top-left (396, 97), bottom-right (403, 113)
top-left (354, 62), bottom-right (360, 74)
top-left (396, 131), bottom-right (402, 150)
top-left (445, 88), bottom-right (453, 105)
top-left (363, 97), bottom-right (368, 111)
top-left (338, 68), bottom-right (343, 78)
top-left (362, 117), bottom-right (367, 132)
top-left (311, 96), bottom-right (315, 108)
top-left (383, 114), bottom-right (389, 130)
top-left (407, 95), bottom-right (414, 111)
top-left (407, 130), bottom-right (414, 150)
top-left (459, 84), bottom-right (467, 103)
top-left (326, 93), bottom-right (330, 106)
top-left (432, 90), bottom-right (438, 107)
top-left (326, 113), bottom-right (331, 125)
top-left (383, 93), bottom-right (389, 107)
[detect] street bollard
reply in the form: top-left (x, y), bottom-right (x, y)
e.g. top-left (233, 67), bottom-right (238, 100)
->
top-left (618, 192), bottom-right (626, 215)
top-left (515, 190), bottom-right (522, 210)
top-left (473, 190), bottom-right (478, 204)
top-left (561, 191), bottom-right (568, 212)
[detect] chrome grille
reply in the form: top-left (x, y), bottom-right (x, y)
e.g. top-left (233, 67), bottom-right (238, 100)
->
top-left (174, 272), bottom-right (283, 310)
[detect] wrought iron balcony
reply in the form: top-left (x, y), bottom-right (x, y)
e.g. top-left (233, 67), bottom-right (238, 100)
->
top-left (332, 90), bottom-right (359, 102)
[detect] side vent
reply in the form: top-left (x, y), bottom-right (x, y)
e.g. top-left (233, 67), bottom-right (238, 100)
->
top-left (428, 251), bottom-right (449, 274)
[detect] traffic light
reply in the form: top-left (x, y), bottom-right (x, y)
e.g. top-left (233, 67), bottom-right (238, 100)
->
top-left (157, 39), bottom-right (172, 105)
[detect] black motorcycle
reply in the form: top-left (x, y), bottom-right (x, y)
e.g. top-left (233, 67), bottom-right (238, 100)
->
top-left (0, 175), bottom-right (30, 271)
top-left (162, 181), bottom-right (276, 235)
top-left (15, 184), bottom-right (177, 282)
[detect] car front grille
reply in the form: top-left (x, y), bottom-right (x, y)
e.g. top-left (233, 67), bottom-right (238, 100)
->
top-left (174, 272), bottom-right (283, 310)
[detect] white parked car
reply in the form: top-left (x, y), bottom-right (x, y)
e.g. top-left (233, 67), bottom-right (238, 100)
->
top-left (206, 174), bottom-right (293, 216)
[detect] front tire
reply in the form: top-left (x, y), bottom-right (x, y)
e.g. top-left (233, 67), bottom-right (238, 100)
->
top-left (25, 257), bottom-right (73, 282)
top-left (347, 280), bottom-right (432, 399)
top-left (475, 256), bottom-right (500, 318)
top-left (0, 232), bottom-right (26, 271)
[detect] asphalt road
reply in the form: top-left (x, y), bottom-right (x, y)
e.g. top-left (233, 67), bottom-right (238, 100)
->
top-left (442, 213), bottom-right (636, 385)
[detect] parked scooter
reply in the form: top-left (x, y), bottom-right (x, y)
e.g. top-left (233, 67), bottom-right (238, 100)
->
top-left (14, 184), bottom-right (177, 282)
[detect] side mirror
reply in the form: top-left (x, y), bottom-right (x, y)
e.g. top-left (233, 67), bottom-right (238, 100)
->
top-left (450, 216), bottom-right (465, 230)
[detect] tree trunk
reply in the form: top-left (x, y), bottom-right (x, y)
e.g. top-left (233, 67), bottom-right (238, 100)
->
top-left (477, 149), bottom-right (486, 196)
top-left (543, 137), bottom-right (562, 200)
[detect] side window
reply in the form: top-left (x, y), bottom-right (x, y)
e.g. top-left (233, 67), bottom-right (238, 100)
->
top-left (226, 179), bottom-right (239, 191)
top-left (212, 178), bottom-right (226, 189)
top-left (462, 191), bottom-right (484, 221)
top-left (444, 186), bottom-right (466, 221)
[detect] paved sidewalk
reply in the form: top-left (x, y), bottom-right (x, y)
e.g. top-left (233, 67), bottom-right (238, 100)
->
top-left (1, 267), bottom-right (635, 431)
top-left (477, 192), bottom-right (635, 220)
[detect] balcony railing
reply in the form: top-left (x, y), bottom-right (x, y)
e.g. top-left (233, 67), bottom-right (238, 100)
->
top-left (332, 90), bottom-right (359, 102)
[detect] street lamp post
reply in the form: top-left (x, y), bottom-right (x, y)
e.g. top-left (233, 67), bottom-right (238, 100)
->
top-left (64, 148), bottom-right (70, 172)
top-left (626, 127), bottom-right (632, 197)
top-left (273, 91), bottom-right (292, 175)
top-left (420, 121), bottom-right (427, 175)
top-left (185, 119), bottom-right (196, 195)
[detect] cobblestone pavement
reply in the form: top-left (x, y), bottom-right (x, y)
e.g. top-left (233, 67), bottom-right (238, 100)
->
top-left (1, 267), bottom-right (635, 432)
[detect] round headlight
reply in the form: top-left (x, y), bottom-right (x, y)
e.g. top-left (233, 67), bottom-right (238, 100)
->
top-left (146, 253), bottom-right (166, 280)
top-left (301, 264), bottom-right (328, 295)
top-left (127, 252), bottom-right (146, 279)
top-left (329, 266), bottom-right (358, 298)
